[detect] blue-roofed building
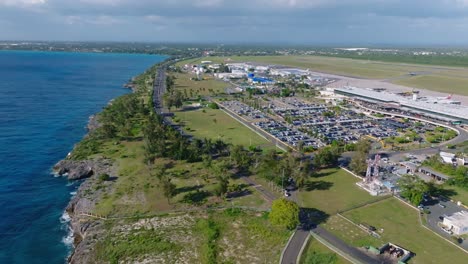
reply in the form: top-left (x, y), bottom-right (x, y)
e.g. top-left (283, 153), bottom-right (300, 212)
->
top-left (249, 76), bottom-right (275, 85)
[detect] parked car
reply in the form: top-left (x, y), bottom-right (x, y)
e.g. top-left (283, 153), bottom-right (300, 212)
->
top-left (439, 203), bottom-right (446, 208)
top-left (441, 227), bottom-right (453, 235)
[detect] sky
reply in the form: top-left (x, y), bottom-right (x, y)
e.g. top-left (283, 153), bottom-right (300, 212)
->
top-left (2, 0), bottom-right (468, 45)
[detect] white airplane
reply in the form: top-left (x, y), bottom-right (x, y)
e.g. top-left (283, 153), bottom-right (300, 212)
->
top-left (437, 94), bottom-right (452, 100)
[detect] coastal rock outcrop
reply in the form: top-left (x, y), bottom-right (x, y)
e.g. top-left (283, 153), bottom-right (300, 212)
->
top-left (53, 158), bottom-right (113, 180)
top-left (64, 159), bottom-right (117, 263)
top-left (86, 114), bottom-right (101, 132)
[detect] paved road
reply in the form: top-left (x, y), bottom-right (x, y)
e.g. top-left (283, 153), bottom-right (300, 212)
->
top-left (241, 176), bottom-right (277, 202)
top-left (281, 228), bottom-right (310, 264)
top-left (242, 175), bottom-right (379, 264)
top-left (423, 197), bottom-right (468, 250)
top-left (153, 65), bottom-right (167, 115)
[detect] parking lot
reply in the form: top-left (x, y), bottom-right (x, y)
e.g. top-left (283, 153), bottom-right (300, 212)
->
top-left (220, 96), bottom-right (451, 150)
top-left (421, 197), bottom-right (468, 250)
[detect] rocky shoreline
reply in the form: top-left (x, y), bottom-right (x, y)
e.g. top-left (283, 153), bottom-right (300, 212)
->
top-left (53, 114), bottom-right (118, 263)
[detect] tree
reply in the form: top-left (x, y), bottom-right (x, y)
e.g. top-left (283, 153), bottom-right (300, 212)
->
top-left (269, 198), bottom-right (300, 230)
top-left (350, 151), bottom-right (368, 176)
top-left (173, 90), bottom-right (184, 109)
top-left (229, 145), bottom-right (251, 171)
top-left (101, 123), bottom-right (117, 138)
top-left (356, 139), bottom-right (371, 155)
top-left (163, 94), bottom-right (174, 110)
top-left (398, 174), bottom-right (429, 206)
top-left (350, 138), bottom-right (372, 176)
top-left (214, 175), bottom-right (229, 198)
top-left (208, 102), bottom-right (219, 109)
top-left (160, 176), bottom-right (176, 204)
top-left (166, 75), bottom-right (175, 92)
top-left (313, 146), bottom-right (341, 168)
top-left (297, 140), bottom-right (305, 153)
top-left (202, 154), bottom-right (212, 168)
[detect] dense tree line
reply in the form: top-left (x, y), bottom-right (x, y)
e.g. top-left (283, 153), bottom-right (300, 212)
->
top-left (398, 174), bottom-right (443, 206)
top-left (142, 113), bottom-right (229, 164)
top-left (256, 150), bottom-right (313, 189)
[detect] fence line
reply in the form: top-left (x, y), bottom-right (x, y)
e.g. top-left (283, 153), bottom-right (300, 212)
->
top-left (75, 205), bottom-right (268, 221)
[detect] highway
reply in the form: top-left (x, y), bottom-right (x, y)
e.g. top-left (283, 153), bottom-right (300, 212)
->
top-left (152, 65), bottom-right (167, 115)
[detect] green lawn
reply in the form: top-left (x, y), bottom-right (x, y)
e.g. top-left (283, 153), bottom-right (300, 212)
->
top-left (300, 236), bottom-right (351, 264)
top-left (442, 184), bottom-right (468, 206)
top-left (298, 168), bottom-right (387, 215)
top-left (174, 108), bottom-right (276, 150)
top-left (322, 215), bottom-right (382, 248)
top-left (184, 56), bottom-right (424, 79)
top-left (343, 198), bottom-right (467, 264)
top-left (173, 72), bottom-right (228, 95)
top-left (182, 56), bottom-right (468, 96)
top-left (394, 74), bottom-right (468, 96)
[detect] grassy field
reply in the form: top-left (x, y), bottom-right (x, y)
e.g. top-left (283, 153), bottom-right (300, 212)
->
top-left (322, 215), bottom-right (382, 247)
top-left (93, 209), bottom-right (291, 264)
top-left (300, 236), bottom-right (351, 264)
top-left (173, 108), bottom-right (276, 150)
top-left (180, 56), bottom-right (468, 96)
top-left (394, 74), bottom-right (468, 96)
top-left (91, 139), bottom-right (269, 217)
top-left (442, 184), bottom-right (468, 206)
top-left (183, 55), bottom-right (411, 79)
top-left (172, 72), bottom-right (228, 95)
top-left (343, 198), bottom-right (467, 264)
top-left (216, 209), bottom-right (291, 263)
top-left (298, 168), bottom-right (387, 215)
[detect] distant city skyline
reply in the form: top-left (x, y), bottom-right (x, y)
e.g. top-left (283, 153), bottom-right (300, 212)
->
top-left (2, 0), bottom-right (468, 45)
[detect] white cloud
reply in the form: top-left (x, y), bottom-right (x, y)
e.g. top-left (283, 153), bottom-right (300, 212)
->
top-left (0, 0), bottom-right (46, 6)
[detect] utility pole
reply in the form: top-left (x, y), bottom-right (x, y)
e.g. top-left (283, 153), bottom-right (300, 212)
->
top-left (282, 168), bottom-right (285, 191)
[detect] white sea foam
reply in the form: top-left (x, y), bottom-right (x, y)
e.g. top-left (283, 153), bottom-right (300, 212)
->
top-left (70, 191), bottom-right (77, 196)
top-left (62, 226), bottom-right (74, 247)
top-left (60, 212), bottom-right (74, 250)
top-left (66, 181), bottom-right (76, 187)
top-left (60, 211), bottom-right (71, 224)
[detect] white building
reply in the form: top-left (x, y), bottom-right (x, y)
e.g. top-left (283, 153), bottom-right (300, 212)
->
top-left (214, 72), bottom-right (246, 79)
top-left (270, 68), bottom-right (310, 77)
top-left (442, 211), bottom-right (468, 235)
top-left (440, 152), bottom-right (456, 164)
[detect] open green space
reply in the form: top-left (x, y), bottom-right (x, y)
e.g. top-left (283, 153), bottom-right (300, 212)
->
top-left (394, 74), bottom-right (468, 96)
top-left (181, 56), bottom-right (468, 96)
top-left (322, 215), bottom-right (382, 248)
top-left (343, 198), bottom-right (467, 264)
top-left (184, 55), bottom-right (411, 79)
top-left (300, 236), bottom-right (351, 264)
top-left (442, 184), bottom-right (468, 206)
top-left (172, 72), bottom-right (228, 95)
top-left (298, 168), bottom-right (387, 215)
top-left (91, 139), bottom-right (269, 217)
top-left (93, 209), bottom-right (291, 264)
top-left (173, 108), bottom-right (276, 150)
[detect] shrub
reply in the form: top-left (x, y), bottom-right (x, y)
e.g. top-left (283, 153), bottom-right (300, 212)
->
top-left (207, 102), bottom-right (219, 109)
top-left (98, 173), bottom-right (110, 182)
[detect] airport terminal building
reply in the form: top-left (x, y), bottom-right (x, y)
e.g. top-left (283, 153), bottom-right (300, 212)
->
top-left (334, 87), bottom-right (468, 124)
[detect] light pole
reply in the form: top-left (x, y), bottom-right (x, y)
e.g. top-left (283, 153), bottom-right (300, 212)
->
top-left (282, 168), bottom-right (285, 192)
